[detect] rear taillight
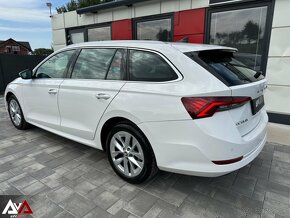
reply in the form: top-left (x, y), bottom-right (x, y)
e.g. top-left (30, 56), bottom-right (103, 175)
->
top-left (181, 96), bottom-right (251, 119)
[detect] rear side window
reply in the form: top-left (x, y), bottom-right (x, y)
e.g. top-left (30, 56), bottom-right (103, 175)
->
top-left (129, 50), bottom-right (178, 82)
top-left (71, 48), bottom-right (116, 79)
top-left (185, 50), bottom-right (264, 86)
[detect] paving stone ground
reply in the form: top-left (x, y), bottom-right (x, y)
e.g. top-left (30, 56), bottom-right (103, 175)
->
top-left (0, 96), bottom-right (290, 218)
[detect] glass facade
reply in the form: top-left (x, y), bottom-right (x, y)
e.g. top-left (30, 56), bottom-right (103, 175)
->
top-left (88, 26), bottom-right (111, 41)
top-left (71, 32), bottom-right (85, 44)
top-left (68, 25), bottom-right (111, 44)
top-left (136, 18), bottom-right (172, 41)
top-left (209, 6), bottom-right (268, 71)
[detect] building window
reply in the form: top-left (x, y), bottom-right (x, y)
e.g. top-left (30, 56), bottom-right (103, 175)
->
top-left (68, 29), bottom-right (85, 44)
top-left (206, 1), bottom-right (274, 73)
top-left (67, 24), bottom-right (111, 45)
top-left (12, 46), bottom-right (20, 52)
top-left (5, 46), bottom-right (12, 53)
top-left (71, 32), bottom-right (85, 44)
top-left (88, 26), bottom-right (111, 41)
top-left (134, 15), bottom-right (173, 42)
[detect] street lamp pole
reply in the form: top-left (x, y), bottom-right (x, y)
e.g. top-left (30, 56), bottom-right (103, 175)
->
top-left (46, 2), bottom-right (52, 17)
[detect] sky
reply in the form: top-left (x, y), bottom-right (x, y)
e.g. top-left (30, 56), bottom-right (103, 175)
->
top-left (0, 0), bottom-right (68, 50)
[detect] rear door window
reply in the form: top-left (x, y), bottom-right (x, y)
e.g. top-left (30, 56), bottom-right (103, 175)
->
top-left (71, 48), bottom-right (116, 80)
top-left (106, 49), bottom-right (126, 80)
top-left (129, 50), bottom-right (178, 82)
top-left (185, 50), bottom-right (264, 86)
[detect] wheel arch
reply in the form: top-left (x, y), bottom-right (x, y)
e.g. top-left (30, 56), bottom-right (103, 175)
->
top-left (4, 90), bottom-right (19, 110)
top-left (99, 115), bottom-right (155, 159)
top-left (5, 91), bottom-right (14, 102)
top-left (5, 86), bottom-right (22, 105)
top-left (100, 117), bottom-right (137, 152)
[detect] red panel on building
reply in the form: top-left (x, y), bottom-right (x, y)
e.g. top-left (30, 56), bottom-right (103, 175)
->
top-left (112, 19), bottom-right (132, 40)
top-left (174, 8), bottom-right (205, 43)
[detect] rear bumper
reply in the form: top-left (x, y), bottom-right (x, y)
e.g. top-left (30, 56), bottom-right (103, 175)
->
top-left (159, 132), bottom-right (266, 177)
top-left (138, 109), bottom-right (268, 177)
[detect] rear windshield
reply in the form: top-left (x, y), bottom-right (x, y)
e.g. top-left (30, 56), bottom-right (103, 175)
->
top-left (185, 50), bottom-right (264, 86)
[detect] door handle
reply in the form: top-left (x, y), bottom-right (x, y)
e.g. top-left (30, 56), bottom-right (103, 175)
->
top-left (48, 89), bottom-right (58, 95)
top-left (95, 93), bottom-right (111, 100)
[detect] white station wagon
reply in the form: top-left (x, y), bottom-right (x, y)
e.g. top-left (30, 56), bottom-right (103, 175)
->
top-left (5, 41), bottom-right (268, 183)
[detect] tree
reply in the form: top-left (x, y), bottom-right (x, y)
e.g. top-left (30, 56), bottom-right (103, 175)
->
top-left (32, 48), bottom-right (54, 56)
top-left (56, 0), bottom-right (113, 14)
top-left (79, 0), bottom-right (102, 8)
top-left (56, 6), bottom-right (67, 13)
top-left (242, 21), bottom-right (260, 43)
top-left (228, 31), bottom-right (243, 45)
top-left (156, 29), bottom-right (171, 41)
top-left (66, 0), bottom-right (78, 11)
top-left (214, 32), bottom-right (227, 44)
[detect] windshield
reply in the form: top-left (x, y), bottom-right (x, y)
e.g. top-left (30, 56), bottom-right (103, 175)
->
top-left (185, 50), bottom-right (264, 86)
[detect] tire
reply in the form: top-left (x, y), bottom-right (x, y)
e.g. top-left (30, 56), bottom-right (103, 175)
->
top-left (7, 95), bottom-right (30, 130)
top-left (106, 122), bottom-right (158, 184)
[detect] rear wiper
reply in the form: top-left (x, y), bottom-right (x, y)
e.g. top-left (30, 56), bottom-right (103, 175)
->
top-left (254, 71), bottom-right (263, 79)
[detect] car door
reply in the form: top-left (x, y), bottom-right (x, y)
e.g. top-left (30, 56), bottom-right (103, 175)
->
top-left (58, 48), bottom-right (127, 140)
top-left (22, 49), bottom-right (76, 130)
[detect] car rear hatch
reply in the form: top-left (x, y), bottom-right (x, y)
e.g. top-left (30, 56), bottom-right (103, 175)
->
top-left (185, 49), bottom-right (267, 136)
top-left (229, 80), bottom-right (266, 136)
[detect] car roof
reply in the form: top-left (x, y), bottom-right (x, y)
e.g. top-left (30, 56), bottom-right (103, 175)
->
top-left (65, 40), bottom-right (237, 53)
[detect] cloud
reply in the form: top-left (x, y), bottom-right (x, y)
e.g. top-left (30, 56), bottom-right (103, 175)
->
top-left (0, 27), bottom-right (51, 33)
top-left (0, 0), bottom-right (42, 8)
top-left (1, 9), bottom-right (50, 22)
top-left (0, 0), bottom-right (51, 23)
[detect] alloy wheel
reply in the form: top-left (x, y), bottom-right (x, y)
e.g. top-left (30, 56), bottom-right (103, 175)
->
top-left (9, 99), bottom-right (22, 126)
top-left (110, 131), bottom-right (144, 177)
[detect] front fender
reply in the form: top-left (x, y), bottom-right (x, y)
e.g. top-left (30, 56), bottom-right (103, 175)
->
top-left (4, 83), bottom-right (23, 114)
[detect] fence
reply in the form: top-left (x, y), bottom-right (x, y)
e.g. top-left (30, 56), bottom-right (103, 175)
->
top-left (0, 54), bottom-right (46, 92)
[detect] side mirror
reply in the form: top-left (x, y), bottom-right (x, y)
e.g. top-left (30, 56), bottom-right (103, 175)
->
top-left (19, 69), bottom-right (33, 80)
